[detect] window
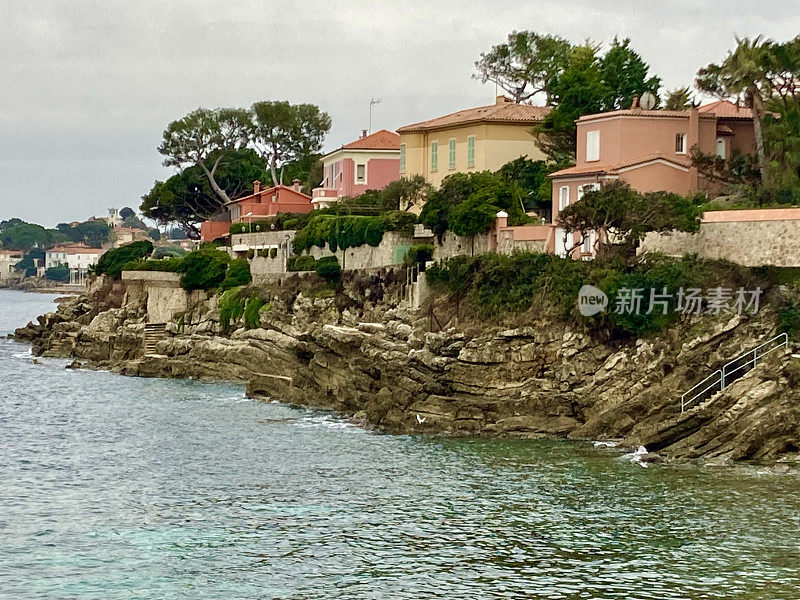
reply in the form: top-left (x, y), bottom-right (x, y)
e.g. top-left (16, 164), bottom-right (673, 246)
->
top-left (467, 136), bottom-right (475, 167)
top-left (431, 141), bottom-right (438, 171)
top-left (716, 138), bottom-right (726, 159)
top-left (577, 182), bottom-right (600, 201)
top-left (449, 139), bottom-right (456, 169)
top-left (356, 164), bottom-right (366, 184)
top-left (586, 130), bottom-right (600, 162)
top-left (675, 133), bottom-right (687, 154)
top-left (400, 143), bottom-right (406, 172)
top-left (558, 186), bottom-right (569, 210)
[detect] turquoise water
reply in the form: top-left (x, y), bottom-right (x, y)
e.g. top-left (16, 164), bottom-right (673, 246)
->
top-left (1, 289), bottom-right (800, 599)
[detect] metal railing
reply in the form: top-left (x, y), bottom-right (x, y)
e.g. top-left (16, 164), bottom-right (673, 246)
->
top-left (680, 333), bottom-right (788, 413)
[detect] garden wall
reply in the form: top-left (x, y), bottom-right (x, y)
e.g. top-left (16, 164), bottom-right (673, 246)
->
top-left (641, 208), bottom-right (800, 267)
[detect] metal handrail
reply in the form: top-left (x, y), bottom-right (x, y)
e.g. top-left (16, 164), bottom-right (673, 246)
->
top-left (681, 370), bottom-right (722, 413)
top-left (680, 333), bottom-right (789, 413)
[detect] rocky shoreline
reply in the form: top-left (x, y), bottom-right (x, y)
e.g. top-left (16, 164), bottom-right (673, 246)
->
top-left (13, 275), bottom-right (800, 466)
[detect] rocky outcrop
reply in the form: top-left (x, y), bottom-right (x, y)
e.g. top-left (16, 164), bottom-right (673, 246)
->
top-left (14, 276), bottom-right (800, 464)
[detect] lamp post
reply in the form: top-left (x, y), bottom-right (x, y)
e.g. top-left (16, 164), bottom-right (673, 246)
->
top-left (245, 212), bottom-right (253, 234)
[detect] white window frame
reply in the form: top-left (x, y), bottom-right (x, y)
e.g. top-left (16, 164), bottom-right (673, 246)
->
top-left (586, 130), bottom-right (600, 162)
top-left (355, 163), bottom-right (367, 185)
top-left (558, 186), bottom-right (569, 211)
top-left (675, 132), bottom-right (687, 154)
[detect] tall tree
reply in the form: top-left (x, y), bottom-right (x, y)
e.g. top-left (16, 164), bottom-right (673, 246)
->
top-left (141, 148), bottom-right (268, 237)
top-left (474, 31), bottom-right (572, 104)
top-left (158, 107), bottom-right (251, 204)
top-left (536, 45), bottom-right (610, 165)
top-left (249, 101), bottom-right (331, 187)
top-left (696, 36), bottom-right (777, 183)
top-left (663, 86), bottom-right (694, 110)
top-left (598, 37), bottom-right (661, 109)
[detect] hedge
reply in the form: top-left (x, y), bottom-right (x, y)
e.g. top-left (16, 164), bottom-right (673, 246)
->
top-left (292, 211), bottom-right (416, 254)
top-left (94, 240), bottom-right (154, 278)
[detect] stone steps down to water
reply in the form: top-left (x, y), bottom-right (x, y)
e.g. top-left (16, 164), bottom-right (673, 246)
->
top-left (13, 276), bottom-right (800, 465)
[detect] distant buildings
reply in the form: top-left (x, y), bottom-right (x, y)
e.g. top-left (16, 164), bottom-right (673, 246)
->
top-left (0, 250), bottom-right (23, 281)
top-left (112, 226), bottom-right (152, 247)
top-left (45, 243), bottom-right (105, 285)
top-left (397, 96), bottom-right (550, 187)
top-left (312, 129), bottom-right (401, 208)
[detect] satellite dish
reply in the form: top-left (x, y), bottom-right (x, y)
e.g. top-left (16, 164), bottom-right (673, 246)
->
top-left (640, 92), bottom-right (657, 110)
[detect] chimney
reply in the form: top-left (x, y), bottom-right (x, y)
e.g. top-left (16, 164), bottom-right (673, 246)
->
top-left (361, 129), bottom-right (368, 138)
top-left (292, 178), bottom-right (301, 192)
top-left (253, 180), bottom-right (261, 194)
top-left (495, 95), bottom-right (511, 105)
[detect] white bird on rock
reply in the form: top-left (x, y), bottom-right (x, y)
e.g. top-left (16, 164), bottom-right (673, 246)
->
top-left (416, 414), bottom-right (427, 424)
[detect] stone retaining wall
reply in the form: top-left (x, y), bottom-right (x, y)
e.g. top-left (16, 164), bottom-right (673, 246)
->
top-left (641, 209), bottom-right (800, 267)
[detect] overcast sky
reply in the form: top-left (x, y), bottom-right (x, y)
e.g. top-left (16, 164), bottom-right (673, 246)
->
top-left (1, 0), bottom-right (799, 227)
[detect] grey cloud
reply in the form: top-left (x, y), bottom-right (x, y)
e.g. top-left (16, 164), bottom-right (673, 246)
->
top-left (1, 0), bottom-right (798, 225)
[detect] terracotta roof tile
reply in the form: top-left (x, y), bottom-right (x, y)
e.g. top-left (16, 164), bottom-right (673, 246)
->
top-left (341, 129), bottom-right (400, 150)
top-left (397, 101), bottom-right (550, 132)
top-left (698, 100), bottom-right (755, 119)
top-left (550, 153), bottom-right (690, 178)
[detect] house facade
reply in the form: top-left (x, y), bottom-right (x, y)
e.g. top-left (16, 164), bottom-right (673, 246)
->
top-left (0, 250), bottom-right (23, 280)
top-left (227, 180), bottom-right (313, 223)
top-left (45, 243), bottom-right (105, 285)
top-left (549, 100), bottom-right (756, 257)
top-left (397, 96), bottom-right (550, 188)
top-left (312, 129), bottom-right (401, 209)
top-left (113, 226), bottom-right (151, 247)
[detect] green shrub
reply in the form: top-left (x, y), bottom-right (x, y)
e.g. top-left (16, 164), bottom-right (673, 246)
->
top-left (219, 288), bottom-right (246, 333)
top-left (315, 256), bottom-right (341, 283)
top-left (180, 246), bottom-right (230, 291)
top-left (427, 252), bottom-right (759, 338)
top-left (221, 259), bottom-right (252, 290)
top-left (269, 247), bottom-right (278, 258)
top-left (778, 299), bottom-right (800, 339)
top-left (94, 240), bottom-right (154, 278)
top-left (120, 257), bottom-right (183, 273)
top-left (287, 254), bottom-right (317, 271)
top-left (292, 210), bottom-right (417, 254)
top-left (45, 264), bottom-right (70, 282)
top-left (244, 294), bottom-right (266, 329)
top-left (246, 249), bottom-right (255, 259)
top-left (405, 243), bottom-right (435, 266)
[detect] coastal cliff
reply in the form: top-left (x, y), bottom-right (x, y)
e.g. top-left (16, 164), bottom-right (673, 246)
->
top-left (14, 272), bottom-right (800, 465)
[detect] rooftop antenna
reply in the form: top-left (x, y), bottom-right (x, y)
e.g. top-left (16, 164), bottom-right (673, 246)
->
top-left (369, 98), bottom-right (382, 134)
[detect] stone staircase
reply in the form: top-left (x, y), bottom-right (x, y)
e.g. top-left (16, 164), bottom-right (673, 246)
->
top-left (142, 323), bottom-right (167, 356)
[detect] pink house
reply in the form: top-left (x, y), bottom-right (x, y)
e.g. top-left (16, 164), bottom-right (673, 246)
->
top-left (227, 180), bottom-right (313, 223)
top-left (549, 100), bottom-right (756, 257)
top-left (312, 129), bottom-right (401, 208)
top-left (199, 180), bottom-right (314, 242)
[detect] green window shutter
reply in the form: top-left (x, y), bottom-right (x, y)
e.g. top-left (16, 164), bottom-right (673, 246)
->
top-left (431, 142), bottom-right (438, 171)
top-left (467, 136), bottom-right (475, 167)
top-left (449, 139), bottom-right (456, 169)
top-left (400, 144), bottom-right (406, 172)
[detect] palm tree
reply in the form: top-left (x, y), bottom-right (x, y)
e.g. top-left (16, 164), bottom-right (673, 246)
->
top-left (696, 36), bottom-right (776, 184)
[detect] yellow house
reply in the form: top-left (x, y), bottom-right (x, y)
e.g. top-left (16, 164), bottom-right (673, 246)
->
top-left (396, 96), bottom-right (550, 188)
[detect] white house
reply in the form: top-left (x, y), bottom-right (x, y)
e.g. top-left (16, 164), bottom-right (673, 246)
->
top-left (45, 244), bottom-right (105, 285)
